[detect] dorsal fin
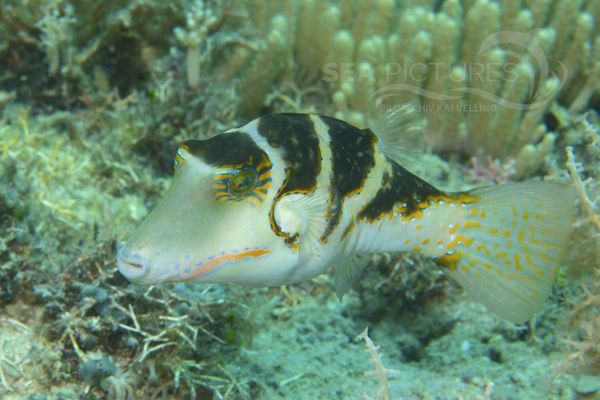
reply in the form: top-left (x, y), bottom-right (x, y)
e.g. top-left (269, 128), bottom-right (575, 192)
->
top-left (369, 102), bottom-right (425, 168)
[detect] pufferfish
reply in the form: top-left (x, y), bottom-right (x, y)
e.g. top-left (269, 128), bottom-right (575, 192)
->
top-left (117, 105), bottom-right (576, 324)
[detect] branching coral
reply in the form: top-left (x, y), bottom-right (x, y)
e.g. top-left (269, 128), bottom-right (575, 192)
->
top-left (225, 0), bottom-right (600, 178)
top-left (551, 111), bottom-right (600, 379)
top-left (560, 112), bottom-right (600, 278)
top-left (1, 0), bottom-right (186, 108)
top-left (561, 280), bottom-right (600, 375)
top-left (4, 0), bottom-right (599, 179)
top-left (357, 327), bottom-right (399, 400)
top-left (567, 146), bottom-right (600, 231)
top-left (174, 0), bottom-right (234, 89)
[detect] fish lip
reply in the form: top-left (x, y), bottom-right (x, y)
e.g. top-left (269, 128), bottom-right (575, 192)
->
top-left (116, 246), bottom-right (150, 282)
top-left (117, 258), bottom-right (149, 281)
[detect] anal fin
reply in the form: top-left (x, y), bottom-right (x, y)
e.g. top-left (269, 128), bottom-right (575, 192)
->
top-left (331, 253), bottom-right (371, 299)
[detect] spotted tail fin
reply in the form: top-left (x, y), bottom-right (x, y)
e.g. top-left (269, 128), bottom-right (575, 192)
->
top-left (436, 182), bottom-right (576, 323)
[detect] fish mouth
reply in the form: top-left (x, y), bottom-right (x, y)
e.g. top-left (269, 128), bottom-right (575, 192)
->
top-left (116, 245), bottom-right (151, 283)
top-left (165, 248), bottom-right (272, 283)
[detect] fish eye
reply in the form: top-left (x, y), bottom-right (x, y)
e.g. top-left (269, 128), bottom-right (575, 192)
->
top-left (228, 168), bottom-right (258, 195)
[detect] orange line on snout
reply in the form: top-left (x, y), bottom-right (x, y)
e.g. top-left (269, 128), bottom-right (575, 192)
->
top-left (182, 249), bottom-right (271, 281)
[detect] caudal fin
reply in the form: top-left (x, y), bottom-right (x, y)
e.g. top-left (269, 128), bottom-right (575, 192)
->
top-left (435, 182), bottom-right (576, 323)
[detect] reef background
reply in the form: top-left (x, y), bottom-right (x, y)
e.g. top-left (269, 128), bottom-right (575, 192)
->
top-left (1, 0), bottom-right (599, 399)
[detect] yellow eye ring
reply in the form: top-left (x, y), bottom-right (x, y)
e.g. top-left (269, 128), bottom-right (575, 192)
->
top-left (228, 168), bottom-right (258, 196)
